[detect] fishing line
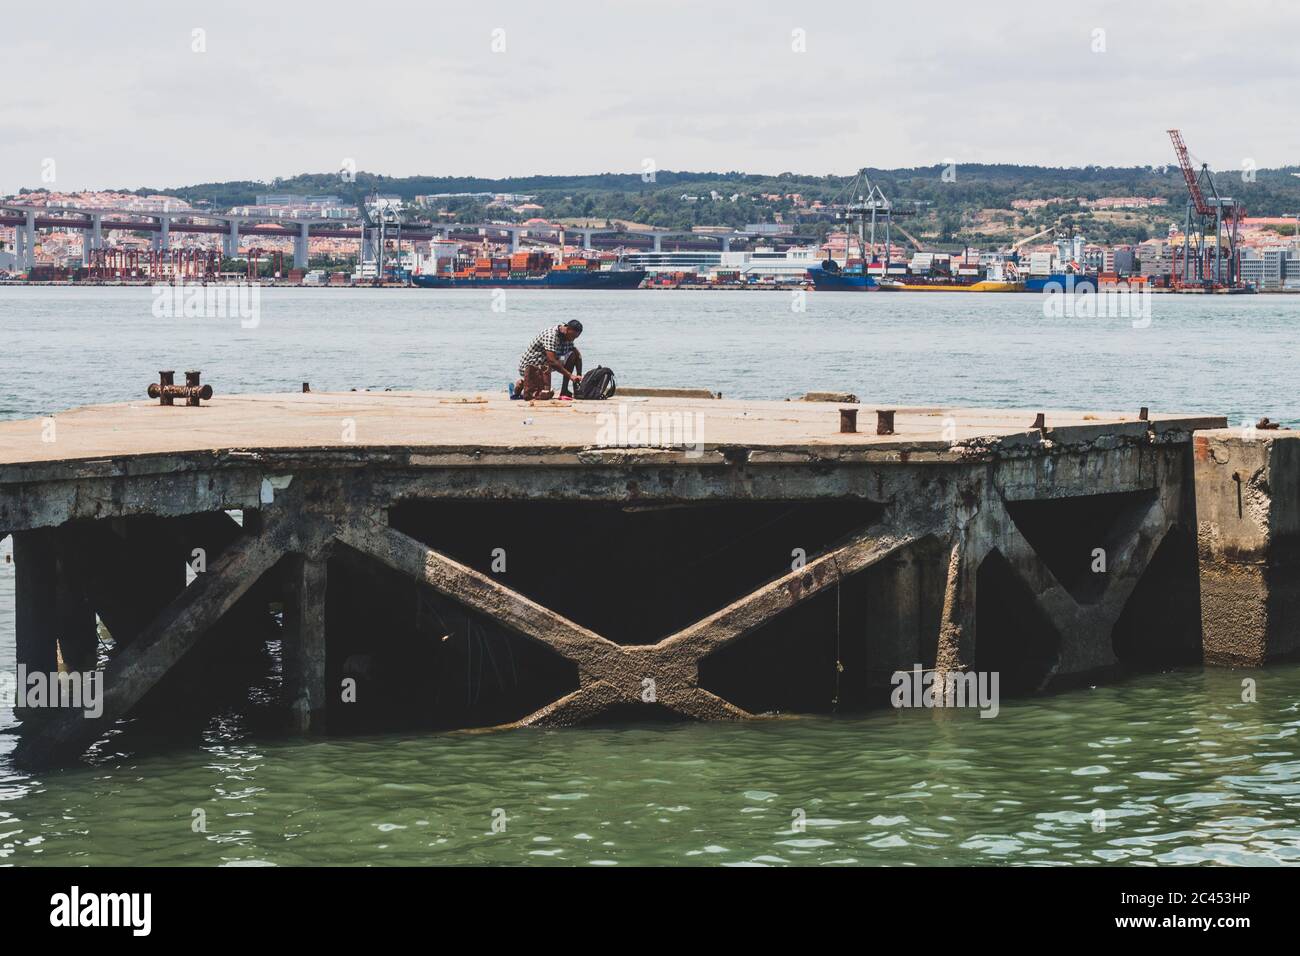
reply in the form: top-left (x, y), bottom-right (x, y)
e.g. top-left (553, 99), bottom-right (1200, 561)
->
top-left (832, 552), bottom-right (844, 711)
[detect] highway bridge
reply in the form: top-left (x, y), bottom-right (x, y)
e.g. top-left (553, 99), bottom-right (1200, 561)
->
top-left (0, 202), bottom-right (816, 271)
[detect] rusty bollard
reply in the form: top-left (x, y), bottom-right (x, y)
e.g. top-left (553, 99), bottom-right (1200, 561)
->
top-left (303, 382), bottom-right (311, 393)
top-left (1139, 406), bottom-right (1149, 421)
top-left (876, 409), bottom-right (895, 435)
top-left (1031, 412), bottom-right (1046, 430)
top-left (839, 408), bottom-right (858, 433)
top-left (152, 370), bottom-right (175, 406)
top-left (184, 371), bottom-right (205, 407)
top-left (147, 369), bottom-right (213, 406)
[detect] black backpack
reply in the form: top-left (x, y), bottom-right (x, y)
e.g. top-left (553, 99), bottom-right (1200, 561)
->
top-left (575, 366), bottom-right (616, 400)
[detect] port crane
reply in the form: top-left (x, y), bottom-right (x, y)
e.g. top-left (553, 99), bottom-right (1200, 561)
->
top-left (835, 169), bottom-right (918, 270)
top-left (1167, 129), bottom-right (1244, 288)
top-left (350, 186), bottom-right (380, 279)
top-left (350, 187), bottom-right (408, 282)
top-left (893, 223), bottom-right (927, 253)
top-left (1010, 225), bottom-right (1057, 250)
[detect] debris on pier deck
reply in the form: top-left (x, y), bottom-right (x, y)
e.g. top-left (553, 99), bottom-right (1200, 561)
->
top-left (3, 390), bottom-right (1294, 769)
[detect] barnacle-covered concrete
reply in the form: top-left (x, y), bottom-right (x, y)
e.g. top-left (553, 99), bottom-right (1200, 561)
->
top-left (1194, 430), bottom-right (1300, 665)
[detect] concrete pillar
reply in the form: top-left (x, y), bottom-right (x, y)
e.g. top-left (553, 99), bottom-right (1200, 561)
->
top-left (294, 222), bottom-right (310, 269)
top-left (226, 220), bottom-right (239, 258)
top-left (91, 214), bottom-right (102, 254)
top-left (10, 528), bottom-right (101, 717)
top-left (934, 536), bottom-right (977, 674)
top-left (864, 549), bottom-right (932, 695)
top-left (653, 234), bottom-right (663, 253)
top-left (509, 229), bottom-right (520, 253)
top-left (14, 224), bottom-right (25, 269)
top-left (13, 531), bottom-right (59, 684)
top-left (53, 539), bottom-right (98, 673)
top-left (23, 210), bottom-right (36, 270)
top-left (1194, 429), bottom-right (1300, 664)
top-left (722, 237), bottom-right (732, 253)
top-left (580, 230), bottom-right (593, 250)
top-left (159, 216), bottom-right (170, 252)
top-left (80, 227), bottom-right (92, 266)
top-left (283, 554), bottom-right (328, 732)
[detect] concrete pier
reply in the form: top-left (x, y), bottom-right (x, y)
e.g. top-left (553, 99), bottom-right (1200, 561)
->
top-left (3, 391), bottom-right (1292, 766)
top-left (1194, 429), bottom-right (1300, 664)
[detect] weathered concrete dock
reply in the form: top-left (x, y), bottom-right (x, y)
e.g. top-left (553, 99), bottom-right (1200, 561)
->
top-left (1, 390), bottom-right (1294, 766)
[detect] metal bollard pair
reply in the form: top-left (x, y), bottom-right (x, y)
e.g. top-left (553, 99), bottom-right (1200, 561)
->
top-left (147, 370), bottom-right (213, 406)
top-left (839, 408), bottom-right (895, 435)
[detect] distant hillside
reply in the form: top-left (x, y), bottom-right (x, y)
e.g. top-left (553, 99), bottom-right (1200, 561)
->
top-left (81, 164), bottom-right (1300, 248)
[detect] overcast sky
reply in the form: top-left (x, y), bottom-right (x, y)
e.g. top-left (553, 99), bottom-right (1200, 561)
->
top-left (2, 0), bottom-right (1297, 194)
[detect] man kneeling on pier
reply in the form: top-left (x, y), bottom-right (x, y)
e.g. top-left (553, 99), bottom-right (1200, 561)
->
top-left (513, 319), bottom-right (583, 400)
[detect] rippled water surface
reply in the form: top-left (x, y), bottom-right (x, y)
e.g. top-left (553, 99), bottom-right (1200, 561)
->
top-left (0, 285), bottom-right (1297, 424)
top-left (1, 662), bottom-right (1297, 866)
top-left (1, 287), bottom-right (1298, 865)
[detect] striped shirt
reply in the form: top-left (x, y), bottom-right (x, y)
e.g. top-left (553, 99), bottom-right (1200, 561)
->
top-left (518, 325), bottom-right (574, 375)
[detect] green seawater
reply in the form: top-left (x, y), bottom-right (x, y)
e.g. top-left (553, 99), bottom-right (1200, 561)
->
top-left (2, 664), bottom-right (1298, 866)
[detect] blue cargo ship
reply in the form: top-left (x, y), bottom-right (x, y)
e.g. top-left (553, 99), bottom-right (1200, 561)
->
top-left (807, 260), bottom-right (880, 291)
top-left (1023, 273), bottom-right (1099, 293)
top-left (412, 269), bottom-right (645, 290)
